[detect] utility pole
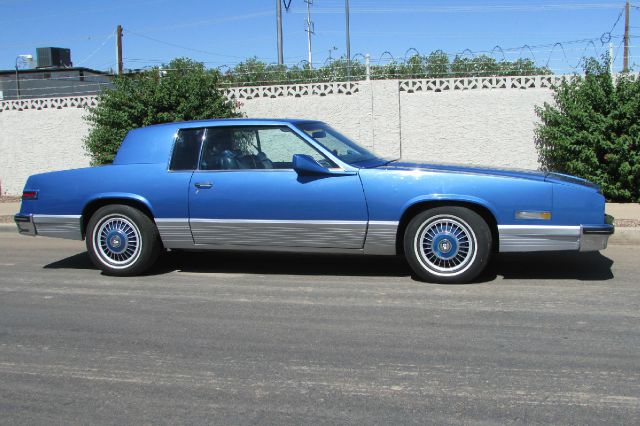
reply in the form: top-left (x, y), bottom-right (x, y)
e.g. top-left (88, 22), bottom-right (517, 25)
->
top-left (623, 0), bottom-right (630, 72)
top-left (305, 0), bottom-right (314, 68)
top-left (116, 25), bottom-right (123, 75)
top-left (276, 0), bottom-right (283, 65)
top-left (345, 0), bottom-right (351, 80)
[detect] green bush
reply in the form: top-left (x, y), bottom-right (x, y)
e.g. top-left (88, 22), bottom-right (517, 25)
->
top-left (84, 58), bottom-right (240, 165)
top-left (535, 59), bottom-right (640, 202)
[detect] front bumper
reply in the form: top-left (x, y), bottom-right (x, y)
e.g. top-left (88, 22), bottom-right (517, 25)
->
top-left (14, 214), bottom-right (36, 236)
top-left (580, 214), bottom-right (615, 252)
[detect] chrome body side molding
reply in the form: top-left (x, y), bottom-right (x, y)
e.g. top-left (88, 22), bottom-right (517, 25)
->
top-left (155, 219), bottom-right (193, 246)
top-left (498, 225), bottom-right (612, 252)
top-left (189, 218), bottom-right (367, 249)
top-left (25, 214), bottom-right (83, 240)
top-left (498, 225), bottom-right (580, 252)
top-left (15, 214), bottom-right (612, 255)
top-left (363, 221), bottom-right (399, 255)
top-left (172, 242), bottom-right (364, 254)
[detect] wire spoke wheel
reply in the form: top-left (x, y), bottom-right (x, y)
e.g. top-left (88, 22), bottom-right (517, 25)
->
top-left (415, 215), bottom-right (478, 277)
top-left (93, 214), bottom-right (143, 269)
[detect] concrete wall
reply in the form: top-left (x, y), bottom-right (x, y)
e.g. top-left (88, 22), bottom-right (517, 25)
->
top-left (237, 79), bottom-right (553, 168)
top-left (0, 102), bottom-right (91, 195)
top-left (0, 77), bottom-right (557, 195)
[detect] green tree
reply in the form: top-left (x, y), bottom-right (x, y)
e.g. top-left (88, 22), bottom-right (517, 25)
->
top-left (424, 50), bottom-right (450, 78)
top-left (84, 58), bottom-right (240, 165)
top-left (220, 51), bottom-right (550, 86)
top-left (535, 58), bottom-right (640, 201)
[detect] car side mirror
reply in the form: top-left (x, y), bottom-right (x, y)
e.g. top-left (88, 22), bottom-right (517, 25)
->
top-left (292, 154), bottom-right (330, 175)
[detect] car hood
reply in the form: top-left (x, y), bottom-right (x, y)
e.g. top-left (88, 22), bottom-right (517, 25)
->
top-left (375, 160), bottom-right (547, 180)
top-left (372, 160), bottom-right (599, 189)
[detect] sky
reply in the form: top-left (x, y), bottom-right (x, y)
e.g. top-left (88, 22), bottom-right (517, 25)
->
top-left (1, 0), bottom-right (637, 74)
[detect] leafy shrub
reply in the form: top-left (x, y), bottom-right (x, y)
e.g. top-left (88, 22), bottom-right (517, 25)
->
top-left (84, 58), bottom-right (240, 165)
top-left (535, 59), bottom-right (640, 202)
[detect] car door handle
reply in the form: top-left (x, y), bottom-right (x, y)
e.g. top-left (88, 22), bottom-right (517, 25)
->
top-left (194, 182), bottom-right (213, 189)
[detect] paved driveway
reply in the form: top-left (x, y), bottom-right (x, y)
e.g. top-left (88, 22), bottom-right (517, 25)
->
top-left (0, 233), bottom-right (638, 424)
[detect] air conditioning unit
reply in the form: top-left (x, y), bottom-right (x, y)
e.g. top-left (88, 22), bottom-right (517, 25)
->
top-left (36, 47), bottom-right (72, 68)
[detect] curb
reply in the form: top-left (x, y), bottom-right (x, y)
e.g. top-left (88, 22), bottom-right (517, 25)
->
top-left (609, 227), bottom-right (640, 245)
top-left (1, 222), bottom-right (639, 245)
top-left (0, 223), bottom-right (16, 233)
top-left (0, 223), bottom-right (17, 233)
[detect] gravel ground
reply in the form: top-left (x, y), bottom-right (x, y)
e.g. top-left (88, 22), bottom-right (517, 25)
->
top-left (0, 196), bottom-right (21, 203)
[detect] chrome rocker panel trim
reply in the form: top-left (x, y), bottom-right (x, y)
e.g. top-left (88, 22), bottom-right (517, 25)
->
top-left (189, 218), bottom-right (367, 248)
top-left (363, 221), bottom-right (399, 255)
top-left (498, 224), bottom-right (614, 253)
top-left (156, 218), bottom-right (400, 254)
top-left (14, 214), bottom-right (83, 240)
top-left (16, 214), bottom-right (614, 254)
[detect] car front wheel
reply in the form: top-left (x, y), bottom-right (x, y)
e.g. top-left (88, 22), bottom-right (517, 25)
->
top-left (404, 207), bottom-right (492, 283)
top-left (86, 204), bottom-right (161, 276)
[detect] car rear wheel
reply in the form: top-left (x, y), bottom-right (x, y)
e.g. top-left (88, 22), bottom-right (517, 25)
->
top-left (86, 204), bottom-right (161, 276)
top-left (404, 207), bottom-right (492, 283)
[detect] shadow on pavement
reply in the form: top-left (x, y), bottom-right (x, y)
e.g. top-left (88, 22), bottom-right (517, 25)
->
top-left (44, 249), bottom-right (615, 282)
top-left (44, 252), bottom-right (94, 270)
top-left (479, 251), bottom-right (614, 282)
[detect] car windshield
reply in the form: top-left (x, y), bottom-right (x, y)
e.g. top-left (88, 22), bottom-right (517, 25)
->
top-left (296, 122), bottom-right (379, 165)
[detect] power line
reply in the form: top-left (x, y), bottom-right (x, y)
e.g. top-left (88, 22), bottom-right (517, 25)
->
top-left (124, 29), bottom-right (252, 60)
top-left (75, 31), bottom-right (115, 67)
top-left (293, 2), bottom-right (625, 14)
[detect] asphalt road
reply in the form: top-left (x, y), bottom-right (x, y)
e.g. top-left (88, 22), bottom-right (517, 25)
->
top-left (0, 233), bottom-right (639, 425)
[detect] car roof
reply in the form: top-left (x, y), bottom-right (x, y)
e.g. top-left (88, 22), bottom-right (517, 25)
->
top-left (112, 118), bottom-right (326, 166)
top-left (139, 118), bottom-right (323, 130)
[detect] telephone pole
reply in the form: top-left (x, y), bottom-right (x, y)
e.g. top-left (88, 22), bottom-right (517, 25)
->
top-left (116, 25), bottom-right (123, 75)
top-left (305, 0), bottom-right (314, 68)
top-left (623, 0), bottom-right (630, 72)
top-left (276, 0), bottom-right (283, 65)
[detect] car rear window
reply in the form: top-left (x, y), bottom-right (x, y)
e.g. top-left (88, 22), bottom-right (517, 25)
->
top-left (169, 128), bottom-right (205, 171)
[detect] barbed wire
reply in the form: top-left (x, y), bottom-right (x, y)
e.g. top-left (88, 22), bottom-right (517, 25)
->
top-left (5, 62), bottom-right (640, 97)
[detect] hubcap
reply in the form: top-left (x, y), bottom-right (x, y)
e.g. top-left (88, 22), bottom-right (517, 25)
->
top-left (94, 215), bottom-right (142, 268)
top-left (416, 216), bottom-right (477, 276)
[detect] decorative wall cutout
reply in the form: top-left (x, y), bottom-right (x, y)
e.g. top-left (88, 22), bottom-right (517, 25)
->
top-left (399, 75), bottom-right (572, 93)
top-left (225, 81), bottom-right (359, 100)
top-left (0, 75), bottom-right (576, 112)
top-left (0, 95), bottom-right (99, 112)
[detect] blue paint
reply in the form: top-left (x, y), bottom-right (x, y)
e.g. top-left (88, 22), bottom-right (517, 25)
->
top-left (18, 119), bottom-right (609, 235)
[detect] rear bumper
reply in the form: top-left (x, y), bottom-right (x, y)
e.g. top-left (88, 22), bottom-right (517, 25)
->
top-left (14, 214), bottom-right (36, 236)
top-left (498, 215), bottom-right (615, 253)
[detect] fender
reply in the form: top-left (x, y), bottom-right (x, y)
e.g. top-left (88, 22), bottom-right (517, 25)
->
top-left (83, 192), bottom-right (156, 217)
top-left (400, 194), bottom-right (500, 221)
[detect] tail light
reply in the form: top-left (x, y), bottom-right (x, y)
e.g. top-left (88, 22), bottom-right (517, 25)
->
top-left (22, 191), bottom-right (38, 200)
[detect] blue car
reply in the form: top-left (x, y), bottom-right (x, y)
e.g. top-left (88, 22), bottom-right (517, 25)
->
top-left (15, 119), bottom-right (614, 283)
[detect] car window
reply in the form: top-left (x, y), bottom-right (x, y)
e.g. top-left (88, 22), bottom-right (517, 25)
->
top-left (297, 122), bottom-right (378, 165)
top-left (199, 126), bottom-right (334, 170)
top-left (169, 128), bottom-right (205, 171)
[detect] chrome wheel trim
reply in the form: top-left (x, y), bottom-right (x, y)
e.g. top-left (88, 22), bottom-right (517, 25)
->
top-left (92, 214), bottom-right (143, 269)
top-left (414, 215), bottom-right (477, 277)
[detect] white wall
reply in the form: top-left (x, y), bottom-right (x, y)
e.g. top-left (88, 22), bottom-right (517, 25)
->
top-left (236, 78), bottom-right (554, 168)
top-left (399, 88), bottom-right (552, 169)
top-left (0, 104), bottom-right (91, 195)
top-left (0, 77), bottom-right (557, 195)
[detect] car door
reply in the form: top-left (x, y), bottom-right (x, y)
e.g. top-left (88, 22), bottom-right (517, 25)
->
top-left (188, 125), bottom-right (368, 249)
